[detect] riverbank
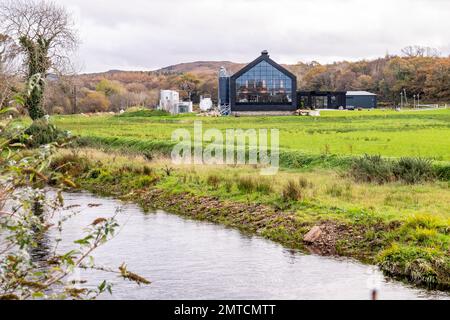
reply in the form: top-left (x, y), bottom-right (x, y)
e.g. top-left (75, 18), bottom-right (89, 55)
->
top-left (51, 191), bottom-right (448, 300)
top-left (51, 148), bottom-right (450, 290)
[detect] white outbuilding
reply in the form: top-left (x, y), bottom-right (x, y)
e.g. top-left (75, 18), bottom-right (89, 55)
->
top-left (199, 96), bottom-right (213, 112)
top-left (158, 90), bottom-right (193, 114)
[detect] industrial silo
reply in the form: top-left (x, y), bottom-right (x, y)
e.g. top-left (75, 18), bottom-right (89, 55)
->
top-left (218, 66), bottom-right (230, 115)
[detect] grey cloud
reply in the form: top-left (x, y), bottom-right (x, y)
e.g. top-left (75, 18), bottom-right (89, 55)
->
top-left (59, 0), bottom-right (450, 72)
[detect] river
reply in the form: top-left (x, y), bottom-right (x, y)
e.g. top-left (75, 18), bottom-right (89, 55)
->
top-left (45, 192), bottom-right (449, 300)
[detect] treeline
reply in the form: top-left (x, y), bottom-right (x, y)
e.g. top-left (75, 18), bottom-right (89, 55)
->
top-left (1, 44), bottom-right (449, 115)
top-left (294, 54), bottom-right (450, 104)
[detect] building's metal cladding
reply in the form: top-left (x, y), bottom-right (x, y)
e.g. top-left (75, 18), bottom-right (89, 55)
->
top-left (218, 67), bottom-right (230, 107)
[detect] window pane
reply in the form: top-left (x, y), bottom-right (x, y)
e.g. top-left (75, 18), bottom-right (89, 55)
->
top-left (236, 61), bottom-right (293, 104)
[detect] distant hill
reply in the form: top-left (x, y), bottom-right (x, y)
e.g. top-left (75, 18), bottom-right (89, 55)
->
top-left (155, 61), bottom-right (245, 76)
top-left (77, 59), bottom-right (311, 83)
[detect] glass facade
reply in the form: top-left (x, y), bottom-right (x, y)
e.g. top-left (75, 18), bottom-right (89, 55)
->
top-left (235, 61), bottom-right (293, 104)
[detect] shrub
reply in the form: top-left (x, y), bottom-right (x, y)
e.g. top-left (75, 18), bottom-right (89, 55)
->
top-left (377, 244), bottom-right (448, 288)
top-left (255, 178), bottom-right (273, 194)
top-left (351, 155), bottom-right (437, 185)
top-left (21, 119), bottom-right (70, 148)
top-left (281, 180), bottom-right (302, 201)
top-left (350, 154), bottom-right (395, 184)
top-left (206, 174), bottom-right (221, 189)
top-left (52, 106), bottom-right (65, 115)
top-left (224, 180), bottom-right (233, 193)
top-left (142, 165), bottom-right (153, 175)
top-left (50, 153), bottom-right (90, 177)
top-left (135, 175), bottom-right (159, 188)
top-left (237, 176), bottom-right (256, 193)
top-left (326, 183), bottom-right (343, 197)
top-left (402, 214), bottom-right (447, 232)
top-left (394, 157), bottom-right (435, 184)
top-left (87, 168), bottom-right (102, 179)
top-left (434, 164), bottom-right (450, 181)
top-left (298, 176), bottom-right (312, 189)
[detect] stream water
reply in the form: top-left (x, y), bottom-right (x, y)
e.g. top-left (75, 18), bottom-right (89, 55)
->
top-left (43, 192), bottom-right (449, 300)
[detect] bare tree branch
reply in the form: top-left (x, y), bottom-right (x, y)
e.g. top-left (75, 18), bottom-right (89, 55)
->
top-left (0, 0), bottom-right (79, 119)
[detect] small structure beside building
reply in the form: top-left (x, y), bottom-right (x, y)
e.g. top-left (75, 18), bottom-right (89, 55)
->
top-left (298, 91), bottom-right (347, 109)
top-left (346, 91), bottom-right (377, 109)
top-left (199, 95), bottom-right (213, 112)
top-left (298, 91), bottom-right (377, 109)
top-left (158, 90), bottom-right (193, 114)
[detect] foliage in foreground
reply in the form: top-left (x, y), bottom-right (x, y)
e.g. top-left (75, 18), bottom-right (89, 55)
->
top-left (22, 118), bottom-right (71, 148)
top-left (0, 120), bottom-right (149, 299)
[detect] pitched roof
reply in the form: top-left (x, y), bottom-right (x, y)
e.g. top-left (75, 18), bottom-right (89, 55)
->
top-left (346, 91), bottom-right (377, 96)
top-left (230, 51), bottom-right (296, 81)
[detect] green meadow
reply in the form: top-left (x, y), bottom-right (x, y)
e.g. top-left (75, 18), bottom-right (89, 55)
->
top-left (52, 109), bottom-right (450, 161)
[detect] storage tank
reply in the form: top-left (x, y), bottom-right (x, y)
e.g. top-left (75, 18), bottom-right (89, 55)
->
top-left (199, 96), bottom-right (213, 111)
top-left (218, 67), bottom-right (230, 115)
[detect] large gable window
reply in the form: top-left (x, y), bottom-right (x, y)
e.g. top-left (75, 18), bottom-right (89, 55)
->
top-left (235, 61), bottom-right (293, 104)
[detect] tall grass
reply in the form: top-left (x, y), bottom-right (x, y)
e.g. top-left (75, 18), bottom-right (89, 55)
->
top-left (237, 176), bottom-right (256, 193)
top-left (206, 174), bottom-right (221, 188)
top-left (118, 109), bottom-right (170, 117)
top-left (281, 180), bottom-right (303, 201)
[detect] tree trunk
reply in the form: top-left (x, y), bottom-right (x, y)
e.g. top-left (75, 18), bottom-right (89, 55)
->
top-left (20, 36), bottom-right (50, 120)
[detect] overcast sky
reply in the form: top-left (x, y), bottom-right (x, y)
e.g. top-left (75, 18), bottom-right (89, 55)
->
top-left (58, 0), bottom-right (450, 73)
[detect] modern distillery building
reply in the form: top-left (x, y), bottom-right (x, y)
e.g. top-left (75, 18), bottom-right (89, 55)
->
top-left (218, 51), bottom-right (377, 114)
top-left (219, 50), bottom-right (297, 113)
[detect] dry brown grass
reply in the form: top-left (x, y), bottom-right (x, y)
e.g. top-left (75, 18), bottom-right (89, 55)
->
top-left (59, 147), bottom-right (450, 220)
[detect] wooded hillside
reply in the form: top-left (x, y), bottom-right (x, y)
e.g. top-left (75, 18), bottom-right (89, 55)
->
top-left (1, 40), bottom-right (449, 115)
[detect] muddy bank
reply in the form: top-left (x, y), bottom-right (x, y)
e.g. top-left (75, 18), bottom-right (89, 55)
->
top-left (80, 184), bottom-right (387, 266)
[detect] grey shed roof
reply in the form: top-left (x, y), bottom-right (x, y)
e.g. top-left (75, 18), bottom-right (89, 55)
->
top-left (346, 91), bottom-right (377, 96)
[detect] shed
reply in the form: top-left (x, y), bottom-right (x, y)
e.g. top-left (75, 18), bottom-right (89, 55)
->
top-left (346, 91), bottom-right (377, 109)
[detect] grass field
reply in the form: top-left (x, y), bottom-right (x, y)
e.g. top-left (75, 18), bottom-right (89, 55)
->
top-left (51, 109), bottom-right (450, 161)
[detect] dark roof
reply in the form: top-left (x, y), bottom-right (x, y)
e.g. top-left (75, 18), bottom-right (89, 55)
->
top-left (230, 51), bottom-right (296, 81)
top-left (346, 91), bottom-right (377, 96)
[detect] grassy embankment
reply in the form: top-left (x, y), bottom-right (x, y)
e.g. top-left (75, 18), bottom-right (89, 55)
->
top-left (43, 109), bottom-right (450, 289)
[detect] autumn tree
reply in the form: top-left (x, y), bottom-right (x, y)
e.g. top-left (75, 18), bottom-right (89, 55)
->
top-left (79, 91), bottom-right (110, 113)
top-left (126, 82), bottom-right (147, 93)
top-left (96, 79), bottom-right (124, 97)
top-left (351, 75), bottom-right (374, 91)
top-left (303, 65), bottom-right (333, 91)
top-left (0, 0), bottom-right (78, 119)
top-left (177, 73), bottom-right (200, 101)
top-left (424, 59), bottom-right (450, 99)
